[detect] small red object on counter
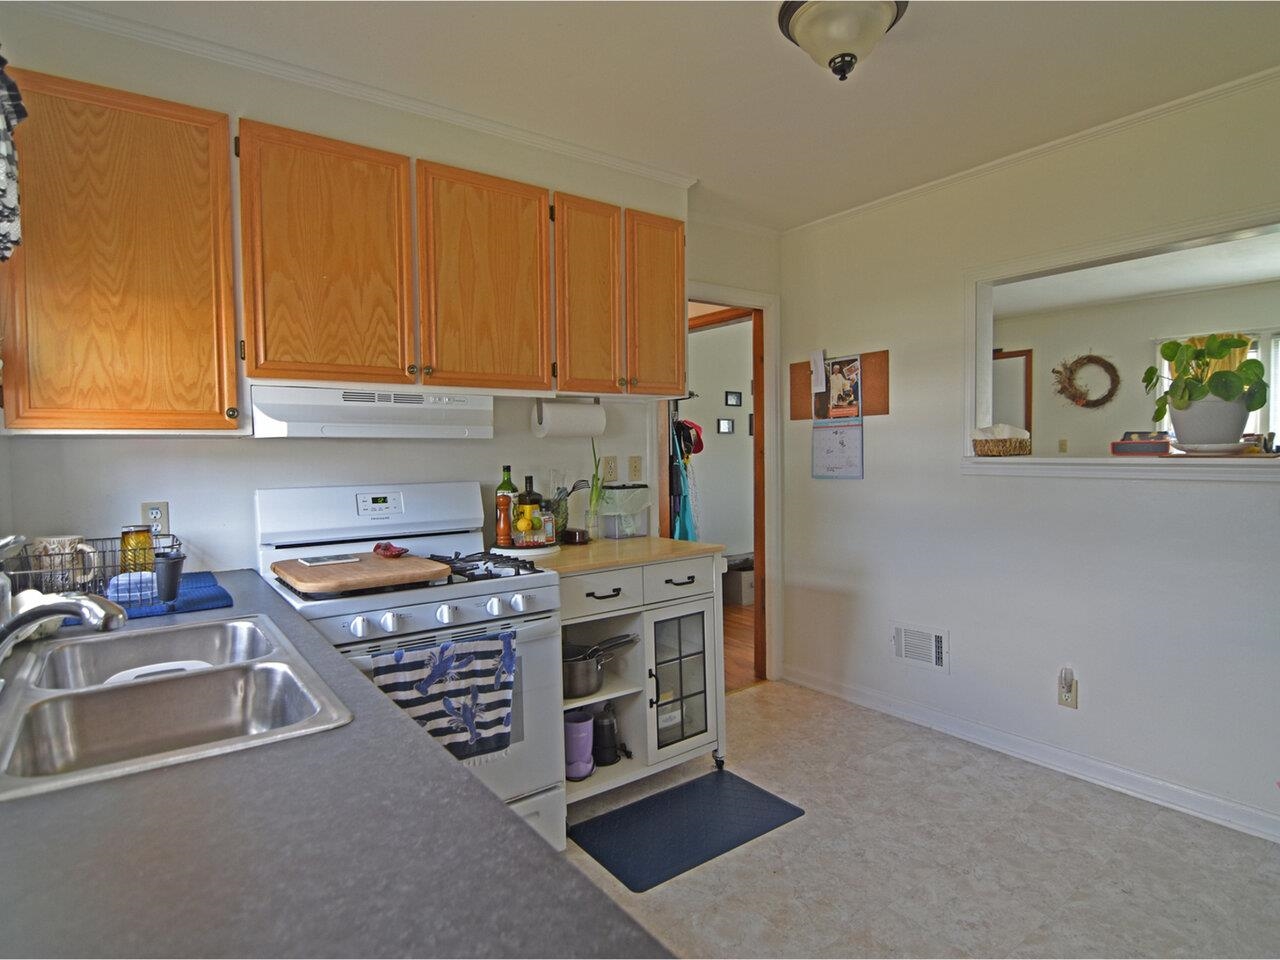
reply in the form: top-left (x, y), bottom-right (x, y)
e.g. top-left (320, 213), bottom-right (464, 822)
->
top-left (373, 541), bottom-right (410, 558)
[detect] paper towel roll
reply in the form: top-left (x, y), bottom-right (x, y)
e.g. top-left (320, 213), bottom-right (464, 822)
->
top-left (531, 400), bottom-right (607, 438)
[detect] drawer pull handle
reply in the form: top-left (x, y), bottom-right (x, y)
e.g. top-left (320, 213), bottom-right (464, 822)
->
top-left (664, 575), bottom-right (696, 587)
top-left (585, 587), bottom-right (622, 600)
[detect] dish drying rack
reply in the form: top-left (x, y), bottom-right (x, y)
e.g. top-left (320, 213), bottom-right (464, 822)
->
top-left (1, 534), bottom-right (183, 611)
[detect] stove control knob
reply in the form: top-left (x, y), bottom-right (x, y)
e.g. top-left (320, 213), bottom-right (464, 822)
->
top-left (379, 611), bottom-right (402, 633)
top-left (485, 596), bottom-right (504, 617)
top-left (435, 604), bottom-right (456, 625)
top-left (509, 593), bottom-right (530, 613)
top-left (348, 616), bottom-right (373, 639)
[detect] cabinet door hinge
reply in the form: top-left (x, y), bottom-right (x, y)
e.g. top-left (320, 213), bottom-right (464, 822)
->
top-left (551, 361), bottom-right (558, 378)
top-left (549, 204), bottom-right (555, 222)
top-left (234, 135), bottom-right (240, 158)
top-left (239, 339), bottom-right (246, 361)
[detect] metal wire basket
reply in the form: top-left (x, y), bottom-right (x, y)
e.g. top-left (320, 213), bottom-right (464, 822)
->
top-left (1, 534), bottom-right (183, 610)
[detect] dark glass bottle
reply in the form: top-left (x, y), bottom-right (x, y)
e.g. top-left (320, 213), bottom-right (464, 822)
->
top-left (515, 475), bottom-right (544, 546)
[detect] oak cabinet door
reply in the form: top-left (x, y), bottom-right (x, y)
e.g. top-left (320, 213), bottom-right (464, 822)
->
top-left (419, 162), bottom-right (551, 391)
top-left (553, 193), bottom-right (623, 395)
top-left (240, 120), bottom-right (413, 383)
top-left (2, 70), bottom-right (237, 429)
top-left (625, 210), bottom-right (686, 397)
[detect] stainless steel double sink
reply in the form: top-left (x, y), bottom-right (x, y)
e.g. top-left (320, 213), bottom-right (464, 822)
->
top-left (0, 616), bottom-right (352, 800)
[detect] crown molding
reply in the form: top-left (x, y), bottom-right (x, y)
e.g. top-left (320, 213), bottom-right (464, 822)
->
top-left (26, 1), bottom-right (699, 190)
top-left (789, 63), bottom-right (1280, 236)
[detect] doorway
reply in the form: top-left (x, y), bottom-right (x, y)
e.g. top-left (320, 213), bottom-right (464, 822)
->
top-left (660, 301), bottom-right (766, 693)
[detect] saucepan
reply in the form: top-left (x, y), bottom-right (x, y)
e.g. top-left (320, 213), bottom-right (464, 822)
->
top-left (562, 633), bottom-right (638, 698)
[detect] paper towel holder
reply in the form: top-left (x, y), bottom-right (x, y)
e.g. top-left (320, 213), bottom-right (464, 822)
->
top-left (535, 396), bottom-right (600, 426)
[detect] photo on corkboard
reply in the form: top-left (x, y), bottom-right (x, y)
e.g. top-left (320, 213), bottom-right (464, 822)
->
top-left (825, 354), bottom-right (861, 418)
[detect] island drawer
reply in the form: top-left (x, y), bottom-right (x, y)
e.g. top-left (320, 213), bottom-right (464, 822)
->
top-left (643, 556), bottom-right (715, 604)
top-left (560, 567), bottom-right (644, 621)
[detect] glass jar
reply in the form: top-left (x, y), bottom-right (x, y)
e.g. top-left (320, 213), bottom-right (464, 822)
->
top-left (120, 525), bottom-right (154, 573)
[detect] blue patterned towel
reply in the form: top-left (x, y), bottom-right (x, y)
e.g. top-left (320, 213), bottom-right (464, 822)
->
top-left (371, 631), bottom-right (517, 764)
top-left (114, 572), bottom-right (234, 620)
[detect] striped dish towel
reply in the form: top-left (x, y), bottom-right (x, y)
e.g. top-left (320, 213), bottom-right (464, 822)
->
top-left (372, 631), bottom-right (517, 765)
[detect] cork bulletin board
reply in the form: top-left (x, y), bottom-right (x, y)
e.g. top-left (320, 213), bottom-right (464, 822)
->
top-left (790, 349), bottom-right (889, 420)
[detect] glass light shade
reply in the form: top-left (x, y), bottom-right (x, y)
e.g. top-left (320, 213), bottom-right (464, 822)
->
top-left (787, 1), bottom-right (899, 71)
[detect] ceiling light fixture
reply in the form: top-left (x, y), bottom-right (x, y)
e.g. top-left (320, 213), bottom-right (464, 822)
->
top-left (778, 1), bottom-right (908, 81)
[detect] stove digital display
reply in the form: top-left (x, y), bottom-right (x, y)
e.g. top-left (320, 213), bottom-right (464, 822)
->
top-left (356, 491), bottom-right (404, 518)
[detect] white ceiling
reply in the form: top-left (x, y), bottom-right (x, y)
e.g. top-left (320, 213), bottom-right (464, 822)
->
top-left (993, 228), bottom-right (1280, 317)
top-left (68, 1), bottom-right (1280, 231)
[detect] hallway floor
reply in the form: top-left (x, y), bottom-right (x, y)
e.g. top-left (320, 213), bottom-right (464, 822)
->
top-left (565, 681), bottom-right (1280, 958)
top-left (722, 600), bottom-right (761, 693)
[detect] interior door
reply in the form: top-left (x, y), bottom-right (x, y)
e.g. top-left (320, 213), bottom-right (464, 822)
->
top-left (992, 348), bottom-right (1032, 433)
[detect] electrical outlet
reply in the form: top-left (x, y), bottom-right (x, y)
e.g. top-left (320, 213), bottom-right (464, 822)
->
top-left (628, 455), bottom-right (643, 482)
top-left (600, 455), bottom-right (619, 483)
top-left (1058, 438), bottom-right (1069, 454)
top-left (141, 501), bottom-right (170, 536)
top-left (1058, 668), bottom-right (1078, 709)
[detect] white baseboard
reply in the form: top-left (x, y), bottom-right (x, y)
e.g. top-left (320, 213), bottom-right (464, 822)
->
top-left (783, 665), bottom-right (1280, 845)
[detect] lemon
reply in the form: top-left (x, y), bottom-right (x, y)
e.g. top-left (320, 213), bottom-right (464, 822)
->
top-left (515, 517), bottom-right (533, 533)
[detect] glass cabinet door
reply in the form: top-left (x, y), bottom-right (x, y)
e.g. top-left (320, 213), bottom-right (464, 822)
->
top-left (645, 597), bottom-right (717, 761)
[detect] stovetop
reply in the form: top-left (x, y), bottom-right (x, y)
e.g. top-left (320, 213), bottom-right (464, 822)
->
top-left (429, 551), bottom-right (541, 581)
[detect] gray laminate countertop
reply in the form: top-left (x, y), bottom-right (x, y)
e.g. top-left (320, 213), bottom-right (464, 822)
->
top-left (0, 571), bottom-right (666, 959)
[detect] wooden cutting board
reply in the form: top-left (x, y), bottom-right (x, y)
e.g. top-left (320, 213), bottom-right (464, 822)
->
top-left (271, 553), bottom-right (452, 594)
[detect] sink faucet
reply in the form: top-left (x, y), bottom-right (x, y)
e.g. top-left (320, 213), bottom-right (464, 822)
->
top-left (0, 593), bottom-right (128, 653)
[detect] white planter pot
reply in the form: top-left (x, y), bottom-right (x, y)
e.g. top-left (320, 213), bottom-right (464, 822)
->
top-left (1169, 395), bottom-right (1250, 445)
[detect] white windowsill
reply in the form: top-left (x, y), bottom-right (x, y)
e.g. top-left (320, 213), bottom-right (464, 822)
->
top-left (960, 455), bottom-right (1280, 482)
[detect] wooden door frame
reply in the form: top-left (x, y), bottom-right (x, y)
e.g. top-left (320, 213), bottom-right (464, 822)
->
top-left (660, 304), bottom-right (767, 681)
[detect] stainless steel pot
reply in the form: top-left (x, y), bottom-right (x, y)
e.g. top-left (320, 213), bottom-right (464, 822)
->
top-left (562, 633), bottom-right (637, 698)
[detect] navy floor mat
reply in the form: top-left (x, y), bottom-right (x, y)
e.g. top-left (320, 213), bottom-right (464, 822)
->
top-left (567, 769), bottom-right (804, 892)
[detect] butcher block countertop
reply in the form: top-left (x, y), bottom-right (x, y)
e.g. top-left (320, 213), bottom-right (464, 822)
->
top-left (539, 536), bottom-right (725, 576)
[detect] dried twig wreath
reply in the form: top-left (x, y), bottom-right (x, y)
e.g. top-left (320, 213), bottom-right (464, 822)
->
top-left (1052, 354), bottom-right (1121, 408)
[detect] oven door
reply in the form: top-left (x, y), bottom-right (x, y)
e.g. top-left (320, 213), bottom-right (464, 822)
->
top-left (340, 612), bottom-right (564, 803)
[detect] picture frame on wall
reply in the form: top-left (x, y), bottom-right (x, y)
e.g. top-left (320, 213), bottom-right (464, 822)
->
top-left (725, 391), bottom-right (743, 407)
top-left (717, 418), bottom-right (735, 434)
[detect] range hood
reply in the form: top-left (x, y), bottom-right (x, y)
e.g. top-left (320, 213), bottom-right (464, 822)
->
top-left (250, 384), bottom-right (494, 439)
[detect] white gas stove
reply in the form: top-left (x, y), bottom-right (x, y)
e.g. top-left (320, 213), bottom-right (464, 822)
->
top-left (254, 481), bottom-right (567, 849)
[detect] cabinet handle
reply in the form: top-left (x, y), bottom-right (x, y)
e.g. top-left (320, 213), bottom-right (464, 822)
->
top-left (629, 377), bottom-right (638, 386)
top-left (664, 575), bottom-right (696, 587)
top-left (585, 587), bottom-right (622, 600)
top-left (648, 668), bottom-right (658, 709)
top-left (407, 363), bottom-right (418, 375)
top-left (617, 377), bottom-right (627, 388)
top-left (422, 365), bottom-right (434, 376)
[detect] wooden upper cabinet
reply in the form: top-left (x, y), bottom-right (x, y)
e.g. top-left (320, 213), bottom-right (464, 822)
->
top-left (1, 70), bottom-right (236, 429)
top-left (554, 193), bottom-right (623, 394)
top-left (625, 210), bottom-right (686, 396)
top-left (419, 162), bottom-right (551, 391)
top-left (240, 120), bottom-right (413, 383)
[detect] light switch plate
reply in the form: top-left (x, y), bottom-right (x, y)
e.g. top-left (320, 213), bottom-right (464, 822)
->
top-left (601, 456), bottom-right (619, 483)
top-left (628, 455), bottom-right (643, 482)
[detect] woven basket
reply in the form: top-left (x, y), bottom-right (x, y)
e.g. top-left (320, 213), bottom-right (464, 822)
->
top-left (972, 437), bottom-right (1031, 457)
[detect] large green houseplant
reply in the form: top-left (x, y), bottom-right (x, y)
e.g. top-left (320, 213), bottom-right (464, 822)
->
top-left (1142, 334), bottom-right (1268, 444)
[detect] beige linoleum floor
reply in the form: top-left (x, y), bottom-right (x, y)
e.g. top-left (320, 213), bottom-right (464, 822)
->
top-left (565, 681), bottom-right (1280, 959)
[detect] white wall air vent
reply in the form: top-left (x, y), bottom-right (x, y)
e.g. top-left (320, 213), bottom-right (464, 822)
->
top-left (891, 622), bottom-right (950, 673)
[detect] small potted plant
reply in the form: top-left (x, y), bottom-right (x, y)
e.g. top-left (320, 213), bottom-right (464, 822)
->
top-left (1142, 334), bottom-right (1268, 445)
